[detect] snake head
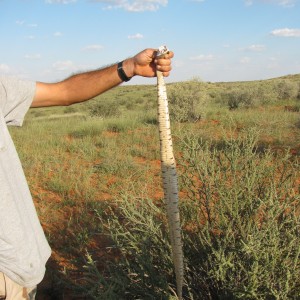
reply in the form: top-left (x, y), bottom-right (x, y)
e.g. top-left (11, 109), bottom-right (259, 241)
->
top-left (156, 45), bottom-right (170, 58)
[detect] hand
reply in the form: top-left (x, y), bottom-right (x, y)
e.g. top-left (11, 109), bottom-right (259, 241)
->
top-left (123, 48), bottom-right (174, 78)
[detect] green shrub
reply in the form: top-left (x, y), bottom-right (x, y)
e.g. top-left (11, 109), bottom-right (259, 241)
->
top-left (81, 198), bottom-right (176, 300)
top-left (168, 80), bottom-right (208, 122)
top-left (89, 100), bottom-right (120, 118)
top-left (218, 85), bottom-right (265, 110)
top-left (69, 122), bottom-right (104, 138)
top-left (179, 128), bottom-right (300, 299)
top-left (297, 83), bottom-right (300, 100)
top-left (273, 80), bottom-right (299, 100)
top-left (255, 82), bottom-right (278, 104)
top-left (217, 80), bottom-right (299, 109)
top-left (76, 128), bottom-right (300, 299)
top-left (64, 105), bottom-right (77, 114)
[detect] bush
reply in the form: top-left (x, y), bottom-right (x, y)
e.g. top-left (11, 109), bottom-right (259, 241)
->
top-left (273, 80), bottom-right (299, 100)
top-left (297, 83), bottom-right (300, 100)
top-left (89, 99), bottom-right (120, 118)
top-left (217, 80), bottom-right (300, 109)
top-left (179, 128), bottom-right (300, 299)
top-left (219, 87), bottom-right (258, 110)
top-left (77, 128), bottom-right (300, 299)
top-left (168, 80), bottom-right (208, 122)
top-left (81, 198), bottom-right (176, 299)
top-left (255, 82), bottom-right (278, 104)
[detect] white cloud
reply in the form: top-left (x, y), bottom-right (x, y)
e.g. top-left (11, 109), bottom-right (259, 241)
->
top-left (240, 56), bottom-right (251, 64)
top-left (82, 44), bottom-right (104, 51)
top-left (46, 0), bottom-right (77, 3)
top-left (16, 21), bottom-right (37, 27)
top-left (54, 31), bottom-right (63, 37)
top-left (24, 54), bottom-right (42, 60)
top-left (52, 60), bottom-right (76, 71)
top-left (244, 0), bottom-right (253, 6)
top-left (271, 28), bottom-right (300, 37)
top-left (90, 0), bottom-right (168, 12)
top-left (245, 0), bottom-right (297, 7)
top-left (269, 57), bottom-right (277, 61)
top-left (0, 64), bottom-right (11, 73)
top-left (189, 54), bottom-right (215, 61)
top-left (16, 20), bottom-right (25, 26)
top-left (240, 44), bottom-right (266, 52)
top-left (267, 57), bottom-right (279, 69)
top-left (276, 0), bottom-right (296, 7)
top-left (128, 33), bottom-right (144, 39)
top-left (25, 35), bottom-right (35, 40)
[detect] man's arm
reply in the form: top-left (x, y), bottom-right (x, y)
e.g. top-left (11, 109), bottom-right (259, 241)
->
top-left (31, 48), bottom-right (174, 108)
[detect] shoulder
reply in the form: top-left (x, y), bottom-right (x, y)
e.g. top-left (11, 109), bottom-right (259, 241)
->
top-left (0, 76), bottom-right (36, 125)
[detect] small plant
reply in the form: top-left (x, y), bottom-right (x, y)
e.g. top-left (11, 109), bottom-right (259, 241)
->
top-left (274, 79), bottom-right (299, 100)
top-left (81, 197), bottom-right (178, 299)
top-left (179, 127), bottom-right (300, 299)
top-left (168, 80), bottom-right (208, 122)
top-left (219, 87), bottom-right (259, 110)
top-left (89, 99), bottom-right (121, 118)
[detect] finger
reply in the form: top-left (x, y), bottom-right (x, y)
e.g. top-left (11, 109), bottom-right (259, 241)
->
top-left (156, 55), bottom-right (172, 66)
top-left (166, 51), bottom-right (174, 59)
top-left (156, 59), bottom-right (171, 67)
top-left (156, 64), bottom-right (172, 73)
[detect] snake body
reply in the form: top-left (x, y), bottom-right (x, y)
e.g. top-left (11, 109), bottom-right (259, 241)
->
top-left (156, 46), bottom-right (184, 300)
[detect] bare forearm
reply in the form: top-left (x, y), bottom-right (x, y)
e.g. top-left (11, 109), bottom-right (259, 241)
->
top-left (57, 64), bottom-right (121, 105)
top-left (33, 61), bottom-right (129, 107)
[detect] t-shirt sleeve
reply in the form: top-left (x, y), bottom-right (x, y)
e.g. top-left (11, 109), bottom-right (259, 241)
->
top-left (0, 76), bottom-right (36, 126)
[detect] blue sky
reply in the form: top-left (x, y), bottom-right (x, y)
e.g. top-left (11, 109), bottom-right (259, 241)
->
top-left (0, 0), bottom-right (299, 84)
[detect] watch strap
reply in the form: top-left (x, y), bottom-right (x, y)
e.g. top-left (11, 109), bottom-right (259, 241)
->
top-left (117, 61), bottom-right (131, 82)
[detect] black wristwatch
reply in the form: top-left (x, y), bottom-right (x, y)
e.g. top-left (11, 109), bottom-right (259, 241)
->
top-left (117, 61), bottom-right (131, 82)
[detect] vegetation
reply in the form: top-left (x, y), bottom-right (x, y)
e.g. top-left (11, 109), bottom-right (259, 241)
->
top-left (9, 74), bottom-right (300, 299)
top-left (168, 79), bottom-right (208, 122)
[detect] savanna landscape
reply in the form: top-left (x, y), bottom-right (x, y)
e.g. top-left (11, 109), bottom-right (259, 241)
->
top-left (10, 74), bottom-right (300, 299)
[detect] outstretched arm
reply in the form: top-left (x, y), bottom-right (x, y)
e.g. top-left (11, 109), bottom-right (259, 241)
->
top-left (31, 48), bottom-right (174, 108)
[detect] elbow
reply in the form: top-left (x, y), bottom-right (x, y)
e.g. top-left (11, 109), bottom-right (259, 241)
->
top-left (34, 82), bottom-right (73, 107)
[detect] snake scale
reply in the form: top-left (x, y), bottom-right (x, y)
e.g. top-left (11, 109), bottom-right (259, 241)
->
top-left (156, 46), bottom-right (184, 300)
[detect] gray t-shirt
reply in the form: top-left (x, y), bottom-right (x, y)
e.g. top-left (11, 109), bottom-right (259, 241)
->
top-left (0, 76), bottom-right (51, 288)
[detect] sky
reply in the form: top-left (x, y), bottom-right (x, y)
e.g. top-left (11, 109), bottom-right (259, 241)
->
top-left (0, 0), bottom-right (299, 85)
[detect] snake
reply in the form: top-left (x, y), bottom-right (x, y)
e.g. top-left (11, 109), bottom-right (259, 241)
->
top-left (156, 46), bottom-right (184, 300)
